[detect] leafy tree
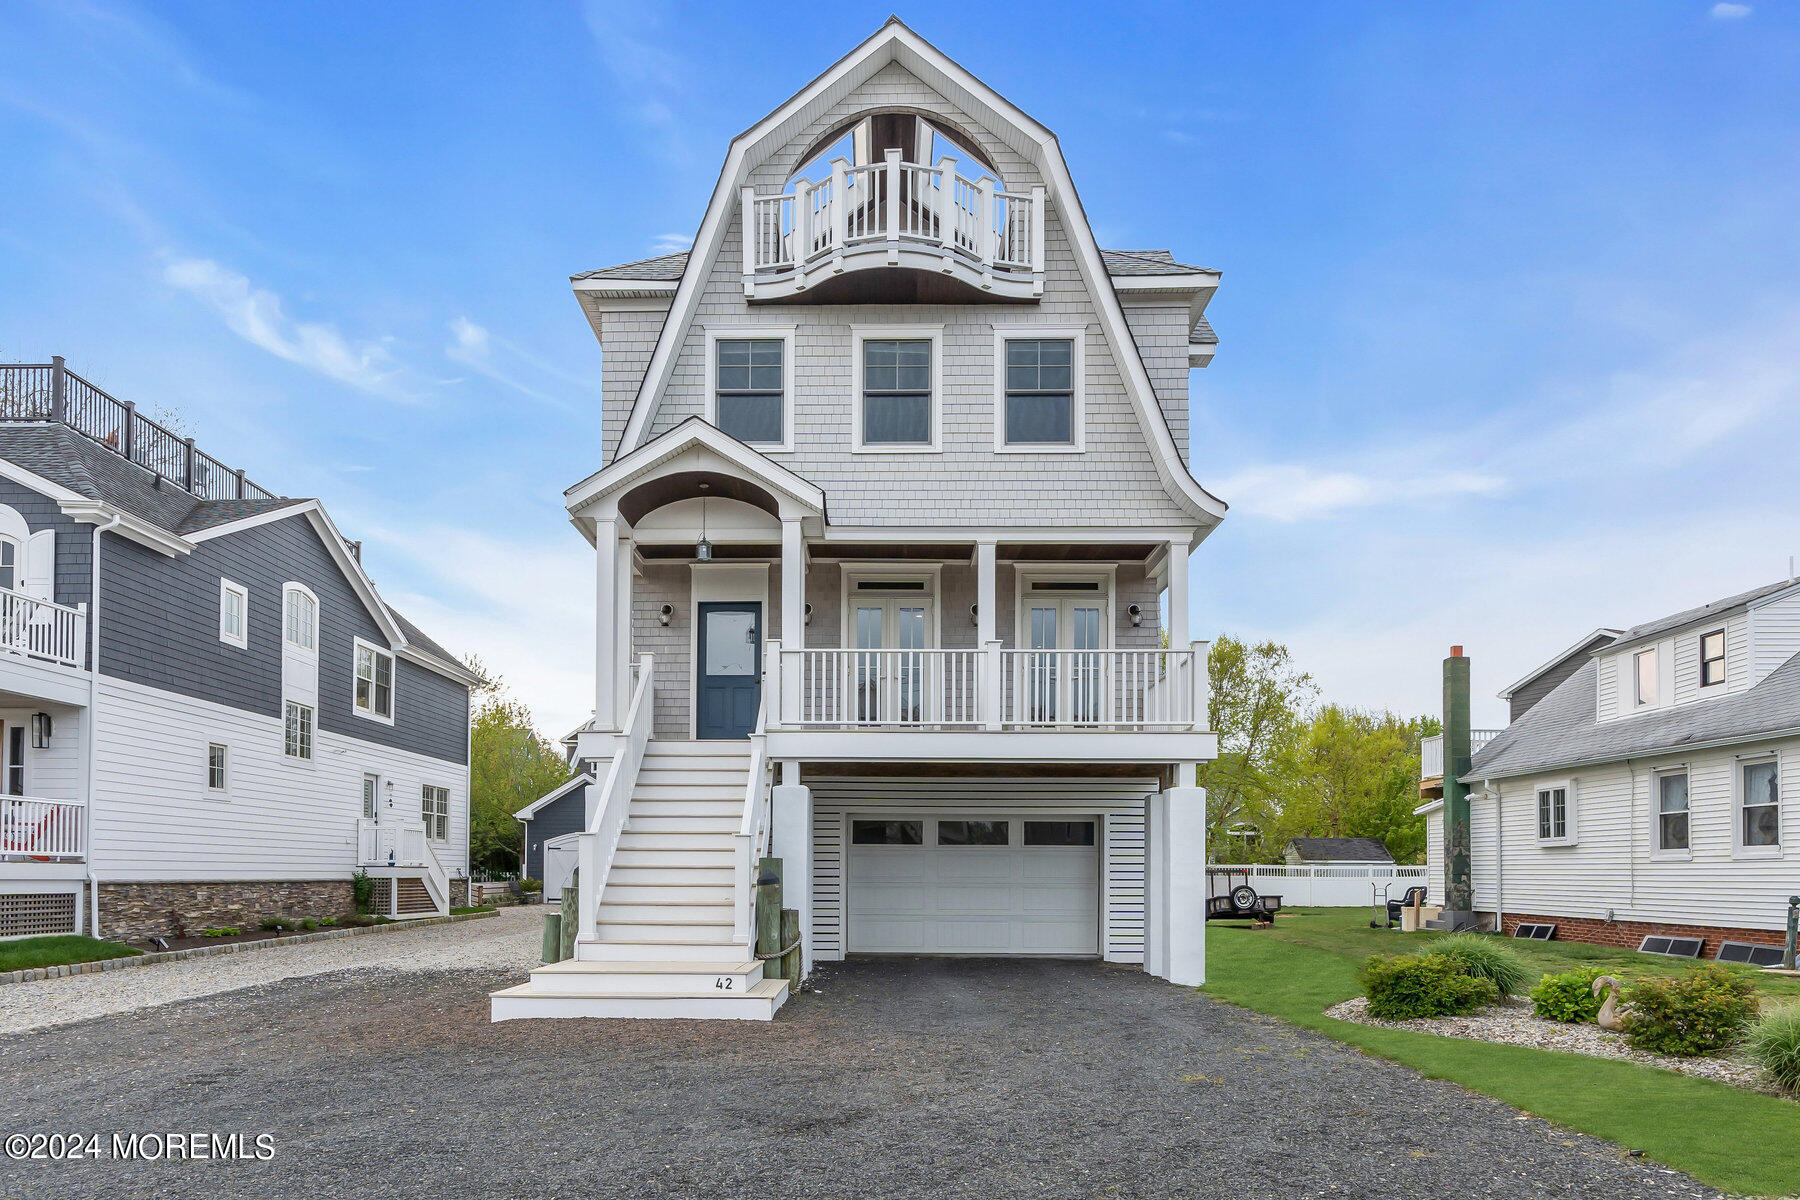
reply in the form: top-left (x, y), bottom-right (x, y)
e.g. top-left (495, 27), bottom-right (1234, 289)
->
top-left (1197, 636), bottom-right (1316, 856)
top-left (464, 656), bottom-right (571, 872)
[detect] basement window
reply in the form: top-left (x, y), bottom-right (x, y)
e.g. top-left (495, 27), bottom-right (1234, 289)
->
top-left (1638, 935), bottom-right (1705, 959)
top-left (1512, 923), bottom-right (1557, 941)
top-left (1716, 941), bottom-right (1785, 967)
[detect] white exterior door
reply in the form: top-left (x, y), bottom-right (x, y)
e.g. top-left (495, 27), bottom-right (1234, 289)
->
top-left (543, 838), bottom-right (579, 903)
top-left (1022, 596), bottom-right (1104, 723)
top-left (847, 815), bottom-right (1099, 954)
top-left (851, 596), bottom-right (933, 723)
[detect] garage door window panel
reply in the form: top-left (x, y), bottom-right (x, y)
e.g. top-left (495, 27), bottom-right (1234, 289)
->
top-left (853, 819), bottom-right (923, 845)
top-left (938, 819), bottom-right (1009, 846)
top-left (1024, 820), bottom-right (1096, 847)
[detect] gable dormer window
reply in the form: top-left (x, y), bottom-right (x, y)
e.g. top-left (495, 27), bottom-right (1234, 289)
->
top-left (1633, 647), bottom-right (1657, 707)
top-left (284, 583), bottom-right (317, 653)
top-left (995, 329), bottom-right (1083, 451)
top-left (708, 329), bottom-right (793, 449)
top-left (854, 326), bottom-right (940, 451)
top-left (1700, 629), bottom-right (1726, 688)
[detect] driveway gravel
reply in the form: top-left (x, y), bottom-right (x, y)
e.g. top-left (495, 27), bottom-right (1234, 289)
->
top-left (0, 951), bottom-right (1728, 1200)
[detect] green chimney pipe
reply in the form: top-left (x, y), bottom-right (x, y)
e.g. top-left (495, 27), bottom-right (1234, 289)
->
top-left (1443, 647), bottom-right (1473, 916)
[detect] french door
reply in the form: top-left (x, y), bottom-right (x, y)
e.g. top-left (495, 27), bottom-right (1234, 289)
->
top-left (852, 597), bottom-right (933, 723)
top-left (1022, 595), bottom-right (1105, 723)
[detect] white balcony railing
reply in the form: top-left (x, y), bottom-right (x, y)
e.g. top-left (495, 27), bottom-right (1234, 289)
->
top-left (356, 815), bottom-right (450, 913)
top-left (742, 150), bottom-right (1045, 297)
top-left (1, 796), bottom-right (84, 860)
top-left (0, 592), bottom-right (86, 669)
top-left (769, 642), bottom-right (1208, 732)
top-left (1420, 730), bottom-right (1501, 782)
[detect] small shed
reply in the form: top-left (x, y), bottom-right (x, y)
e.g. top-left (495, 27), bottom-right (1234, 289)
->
top-left (1281, 837), bottom-right (1394, 866)
top-left (516, 773), bottom-right (591, 900)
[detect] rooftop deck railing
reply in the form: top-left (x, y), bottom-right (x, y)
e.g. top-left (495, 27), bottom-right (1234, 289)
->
top-left (1420, 730), bottom-right (1500, 782)
top-left (0, 358), bottom-right (279, 502)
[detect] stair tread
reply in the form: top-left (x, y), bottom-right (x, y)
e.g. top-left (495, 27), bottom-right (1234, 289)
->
top-left (583, 938), bottom-right (748, 949)
top-left (534, 959), bottom-right (759, 975)
top-left (494, 978), bottom-right (787, 1001)
top-left (599, 918), bottom-right (734, 927)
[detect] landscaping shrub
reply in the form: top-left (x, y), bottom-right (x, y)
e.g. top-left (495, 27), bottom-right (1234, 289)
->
top-left (352, 868), bottom-right (374, 915)
top-left (1529, 966), bottom-right (1609, 1023)
top-left (1624, 964), bottom-right (1759, 1057)
top-left (199, 927), bottom-right (239, 938)
top-left (1432, 932), bottom-right (1532, 997)
top-left (299, 918), bottom-right (319, 930)
top-left (1360, 953), bottom-right (1498, 1020)
top-left (341, 912), bottom-right (393, 927)
top-left (257, 916), bottom-right (297, 932)
top-left (319, 917), bottom-right (338, 927)
top-left (1747, 1007), bottom-right (1800, 1095)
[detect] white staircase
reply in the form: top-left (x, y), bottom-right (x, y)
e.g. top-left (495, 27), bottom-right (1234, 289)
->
top-left (491, 741), bottom-right (790, 1021)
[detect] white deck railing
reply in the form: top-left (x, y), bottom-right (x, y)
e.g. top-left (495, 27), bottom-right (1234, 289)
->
top-left (742, 150), bottom-right (1044, 287)
top-left (0, 592), bottom-right (86, 669)
top-left (0, 796), bottom-right (84, 860)
top-left (577, 653), bottom-right (655, 944)
top-left (768, 642), bottom-right (1208, 732)
top-left (1420, 730), bottom-right (1501, 782)
top-left (355, 816), bottom-right (451, 913)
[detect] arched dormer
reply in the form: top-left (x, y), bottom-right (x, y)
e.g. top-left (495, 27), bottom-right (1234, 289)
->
top-left (740, 109), bottom-right (1044, 305)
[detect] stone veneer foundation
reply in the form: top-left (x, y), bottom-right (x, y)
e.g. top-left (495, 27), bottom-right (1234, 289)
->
top-left (1494, 910), bottom-right (1787, 956)
top-left (99, 881), bottom-right (356, 940)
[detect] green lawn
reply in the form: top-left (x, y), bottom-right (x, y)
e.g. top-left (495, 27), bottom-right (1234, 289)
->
top-left (0, 934), bottom-right (143, 973)
top-left (1204, 909), bottom-right (1800, 1198)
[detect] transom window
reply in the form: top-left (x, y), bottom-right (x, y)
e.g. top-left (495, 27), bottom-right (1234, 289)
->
top-left (1700, 630), bottom-right (1726, 688)
top-left (713, 337), bottom-right (785, 445)
top-left (422, 784), bottom-right (450, 841)
top-left (354, 639), bottom-right (395, 721)
top-left (1633, 648), bottom-right (1657, 706)
top-left (1536, 784), bottom-right (1569, 842)
top-left (207, 743), bottom-right (228, 792)
top-left (284, 585), bottom-right (317, 652)
top-left (1741, 758), bottom-right (1780, 849)
top-left (1656, 770), bottom-right (1689, 851)
top-left (220, 579), bottom-right (248, 649)
top-left (858, 334), bottom-right (935, 448)
top-left (283, 701), bottom-right (314, 761)
top-left (1002, 337), bottom-right (1075, 446)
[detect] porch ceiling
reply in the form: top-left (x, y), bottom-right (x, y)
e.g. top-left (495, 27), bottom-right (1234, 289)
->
top-left (806, 541), bottom-right (1161, 562)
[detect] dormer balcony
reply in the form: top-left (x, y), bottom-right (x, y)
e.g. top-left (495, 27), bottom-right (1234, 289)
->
top-left (741, 149), bottom-right (1044, 304)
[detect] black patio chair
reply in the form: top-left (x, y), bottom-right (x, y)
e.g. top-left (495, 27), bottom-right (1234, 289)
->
top-left (1387, 886), bottom-right (1428, 926)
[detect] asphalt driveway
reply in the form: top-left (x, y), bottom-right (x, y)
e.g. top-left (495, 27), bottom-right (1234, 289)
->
top-left (0, 955), bottom-right (1724, 1200)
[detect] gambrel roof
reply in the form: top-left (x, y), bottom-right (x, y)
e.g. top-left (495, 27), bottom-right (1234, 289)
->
top-left (605, 17), bottom-right (1226, 527)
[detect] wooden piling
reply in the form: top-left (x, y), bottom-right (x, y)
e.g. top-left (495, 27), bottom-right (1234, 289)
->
top-left (756, 856), bottom-right (783, 962)
top-left (780, 908), bottom-right (801, 983)
top-left (560, 868), bottom-right (579, 962)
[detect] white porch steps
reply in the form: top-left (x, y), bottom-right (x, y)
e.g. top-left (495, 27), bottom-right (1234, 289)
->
top-left (490, 741), bottom-right (790, 1022)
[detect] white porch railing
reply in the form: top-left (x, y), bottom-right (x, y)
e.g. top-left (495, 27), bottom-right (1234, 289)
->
top-left (355, 816), bottom-right (451, 914)
top-left (742, 150), bottom-right (1045, 290)
top-left (577, 653), bottom-right (655, 944)
top-left (733, 705), bottom-right (776, 945)
top-left (1211, 863), bottom-right (1429, 908)
top-left (0, 592), bottom-right (86, 669)
top-left (768, 642), bottom-right (1208, 731)
top-left (1420, 730), bottom-right (1501, 782)
top-left (0, 796), bottom-right (84, 860)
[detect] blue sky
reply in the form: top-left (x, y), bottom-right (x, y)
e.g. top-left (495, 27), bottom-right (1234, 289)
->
top-left (4, 1), bottom-right (1797, 734)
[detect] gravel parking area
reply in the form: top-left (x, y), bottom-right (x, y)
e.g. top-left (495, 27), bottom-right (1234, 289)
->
top-left (0, 906), bottom-right (539, 1032)
top-left (1, 954), bottom-right (1725, 1200)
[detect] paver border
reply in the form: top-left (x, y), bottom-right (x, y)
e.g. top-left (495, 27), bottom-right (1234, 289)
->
top-left (0, 910), bottom-right (498, 986)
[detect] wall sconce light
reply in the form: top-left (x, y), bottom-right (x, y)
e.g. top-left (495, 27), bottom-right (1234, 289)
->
top-left (31, 713), bottom-right (51, 748)
top-left (384, 779), bottom-right (395, 810)
top-left (969, 603), bottom-right (979, 626)
top-left (803, 603), bottom-right (812, 626)
top-left (658, 603), bottom-right (674, 627)
top-left (1127, 603), bottom-right (1143, 628)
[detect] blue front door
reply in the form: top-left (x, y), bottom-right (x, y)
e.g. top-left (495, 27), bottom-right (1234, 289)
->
top-left (696, 602), bottom-right (762, 739)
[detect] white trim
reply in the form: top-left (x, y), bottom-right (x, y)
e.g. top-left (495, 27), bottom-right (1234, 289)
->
top-left (1632, 646), bottom-right (1659, 709)
top-left (515, 772), bottom-right (594, 821)
top-left (571, 277), bottom-right (680, 294)
top-left (1496, 627), bottom-right (1622, 700)
top-left (688, 563), bottom-right (771, 739)
top-left (282, 582), bottom-right (319, 657)
top-left (205, 741), bottom-right (230, 797)
top-left (1108, 271), bottom-right (1221, 293)
top-left (1533, 779), bottom-right (1576, 846)
top-left (421, 782), bottom-right (452, 843)
top-left (58, 500), bottom-right (192, 557)
top-left (705, 325), bottom-right (796, 453)
top-left (282, 699), bottom-right (315, 763)
top-left (352, 636), bottom-right (398, 726)
top-left (1012, 566), bottom-right (1116, 651)
top-left (992, 325), bottom-right (1086, 453)
top-left (1734, 751), bottom-right (1782, 860)
top-left (817, 524), bottom-right (1199, 547)
top-left (1412, 798), bottom-right (1444, 817)
top-left (850, 324), bottom-right (943, 454)
top-left (185, 503), bottom-right (310, 542)
top-left (564, 417), bottom-right (826, 529)
top-left (1698, 626), bottom-right (1728, 690)
top-left (218, 578), bottom-right (248, 649)
top-left (839, 564), bottom-right (945, 652)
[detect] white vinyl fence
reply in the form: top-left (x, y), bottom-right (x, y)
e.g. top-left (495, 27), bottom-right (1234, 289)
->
top-left (1211, 863), bottom-right (1429, 908)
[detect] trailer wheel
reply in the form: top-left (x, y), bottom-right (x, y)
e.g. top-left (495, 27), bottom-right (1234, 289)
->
top-left (1230, 884), bottom-right (1258, 912)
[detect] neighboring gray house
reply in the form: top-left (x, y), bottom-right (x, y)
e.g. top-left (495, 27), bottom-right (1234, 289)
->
top-left (1282, 837), bottom-right (1394, 865)
top-left (495, 19), bottom-right (1224, 1021)
top-left (0, 359), bottom-right (480, 940)
top-left (1418, 578), bottom-right (1800, 955)
top-left (516, 772), bottom-right (589, 900)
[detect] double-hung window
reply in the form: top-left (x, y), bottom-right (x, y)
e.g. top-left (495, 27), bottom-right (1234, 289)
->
top-left (354, 639), bottom-right (395, 721)
top-left (1700, 630), bottom-right (1726, 688)
top-left (1741, 757), bottom-right (1780, 850)
top-left (1536, 783), bottom-right (1571, 843)
top-left (1634, 648), bottom-right (1657, 707)
top-left (856, 330), bottom-right (938, 449)
top-left (219, 580), bottom-right (248, 648)
top-left (283, 701), bottom-right (314, 761)
top-left (284, 584), bottom-right (317, 653)
top-left (1656, 770), bottom-right (1689, 852)
top-left (712, 335), bottom-right (787, 446)
top-left (421, 784), bottom-right (450, 841)
top-left (998, 334), bottom-right (1080, 449)
top-left (207, 743), bottom-right (229, 793)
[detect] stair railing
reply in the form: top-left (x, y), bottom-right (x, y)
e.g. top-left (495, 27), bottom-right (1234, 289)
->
top-left (576, 653), bottom-right (655, 943)
top-left (733, 703), bottom-right (774, 946)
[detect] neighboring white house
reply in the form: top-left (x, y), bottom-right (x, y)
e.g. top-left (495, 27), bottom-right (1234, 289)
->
top-left (1418, 577), bottom-right (1800, 956)
top-left (492, 19), bottom-right (1224, 1021)
top-left (0, 359), bottom-right (478, 941)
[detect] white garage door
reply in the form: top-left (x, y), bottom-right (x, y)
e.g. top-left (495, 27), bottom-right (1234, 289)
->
top-left (847, 816), bottom-right (1099, 955)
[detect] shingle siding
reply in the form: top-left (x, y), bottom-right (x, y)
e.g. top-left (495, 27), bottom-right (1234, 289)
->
top-left (523, 785), bottom-right (586, 881)
top-left (0, 476), bottom-right (93, 618)
top-left (98, 516), bottom-right (467, 765)
top-left (1121, 300), bottom-right (1191, 466)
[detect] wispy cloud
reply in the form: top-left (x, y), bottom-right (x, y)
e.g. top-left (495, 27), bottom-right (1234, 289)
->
top-left (444, 317), bottom-right (588, 413)
top-left (162, 256), bottom-right (418, 399)
top-left (1212, 465), bottom-right (1504, 522)
top-left (582, 2), bottom-right (694, 163)
top-left (650, 232), bottom-right (692, 255)
top-left (1710, 2), bottom-right (1752, 18)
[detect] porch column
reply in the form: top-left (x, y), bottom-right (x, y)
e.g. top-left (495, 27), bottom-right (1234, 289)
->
top-left (1166, 536), bottom-right (1196, 776)
top-left (976, 540), bottom-right (1000, 728)
top-left (613, 532), bottom-right (635, 721)
top-left (1146, 784), bottom-right (1207, 986)
top-left (780, 517), bottom-right (804, 732)
top-left (593, 517), bottom-right (618, 731)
